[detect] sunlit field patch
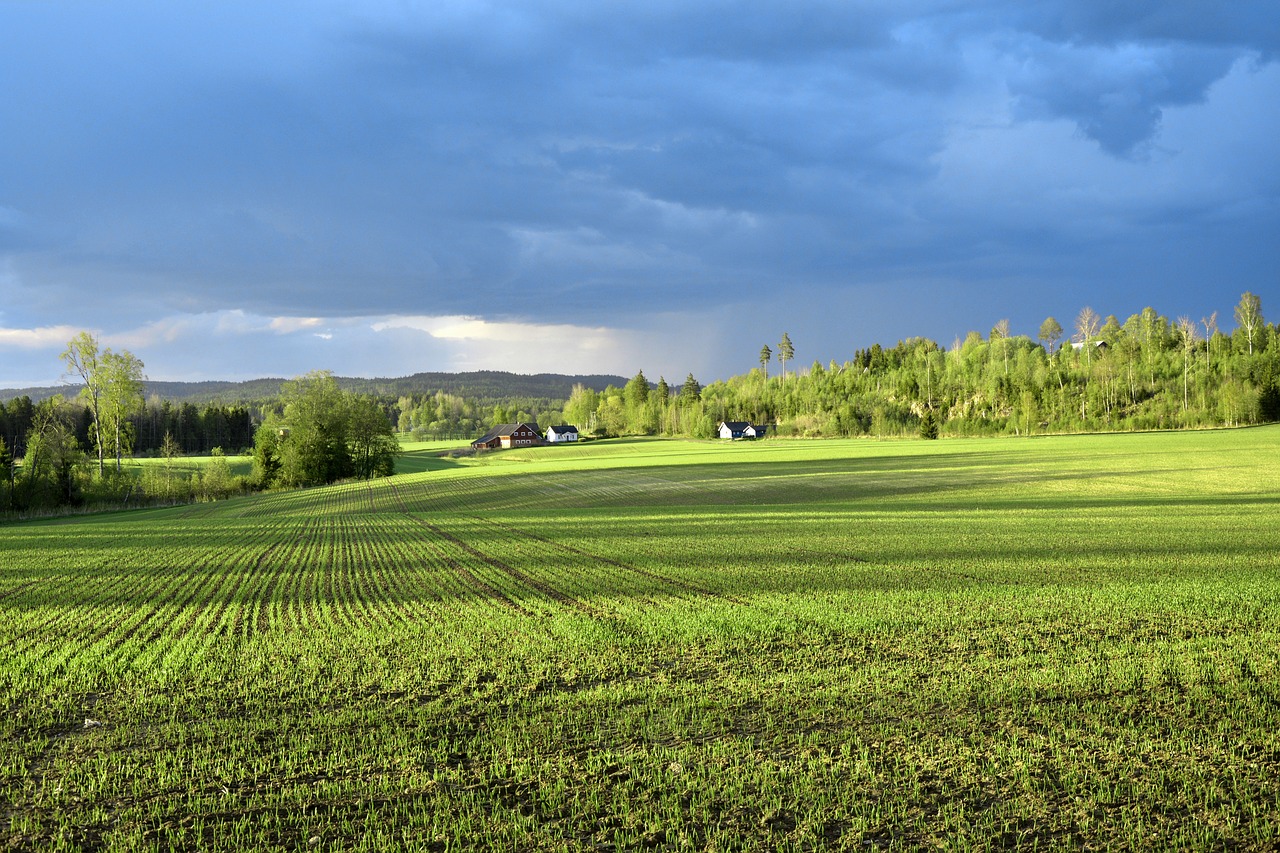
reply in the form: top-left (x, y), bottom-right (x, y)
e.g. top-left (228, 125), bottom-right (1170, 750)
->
top-left (3, 427), bottom-right (1279, 849)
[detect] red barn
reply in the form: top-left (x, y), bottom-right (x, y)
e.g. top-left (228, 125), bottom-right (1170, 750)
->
top-left (471, 422), bottom-right (543, 450)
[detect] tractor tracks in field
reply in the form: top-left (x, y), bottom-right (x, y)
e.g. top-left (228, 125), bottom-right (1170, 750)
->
top-left (409, 516), bottom-right (607, 619)
top-left (466, 516), bottom-right (747, 607)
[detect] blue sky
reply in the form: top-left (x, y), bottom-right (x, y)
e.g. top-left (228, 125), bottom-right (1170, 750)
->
top-left (2, 1), bottom-right (1277, 387)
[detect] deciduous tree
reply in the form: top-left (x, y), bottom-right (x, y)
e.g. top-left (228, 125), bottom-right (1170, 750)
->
top-left (276, 371), bottom-right (352, 486)
top-left (60, 332), bottom-right (147, 477)
top-left (22, 397), bottom-right (85, 507)
top-left (1235, 292), bottom-right (1262, 355)
top-left (101, 349), bottom-right (146, 472)
top-left (347, 395), bottom-right (399, 479)
top-left (1177, 316), bottom-right (1199, 412)
top-left (60, 332), bottom-right (107, 476)
top-left (1075, 307), bottom-right (1101, 366)
top-left (1038, 317), bottom-right (1063, 352)
top-left (991, 319), bottom-right (1011, 375)
top-left (1201, 311), bottom-right (1218, 373)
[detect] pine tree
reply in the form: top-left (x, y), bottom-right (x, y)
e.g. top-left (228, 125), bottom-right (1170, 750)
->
top-left (778, 333), bottom-right (795, 379)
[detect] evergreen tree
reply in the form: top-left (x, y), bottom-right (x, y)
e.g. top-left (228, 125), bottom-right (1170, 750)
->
top-left (0, 435), bottom-right (11, 510)
top-left (680, 373), bottom-right (701, 402)
top-left (778, 333), bottom-right (795, 379)
top-left (919, 408), bottom-right (939, 440)
top-left (624, 371), bottom-right (650, 408)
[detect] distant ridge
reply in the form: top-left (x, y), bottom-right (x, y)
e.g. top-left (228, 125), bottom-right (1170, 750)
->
top-left (1, 370), bottom-right (627, 405)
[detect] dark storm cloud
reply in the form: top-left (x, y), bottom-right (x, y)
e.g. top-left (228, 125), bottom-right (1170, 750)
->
top-left (1, 0), bottom-right (1277, 384)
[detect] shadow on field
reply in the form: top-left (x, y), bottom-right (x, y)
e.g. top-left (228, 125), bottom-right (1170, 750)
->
top-left (393, 451), bottom-right (469, 475)
top-left (383, 449), bottom-right (1254, 515)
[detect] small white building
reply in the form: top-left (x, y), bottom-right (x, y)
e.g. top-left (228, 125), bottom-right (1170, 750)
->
top-left (718, 421), bottom-right (769, 440)
top-left (546, 424), bottom-right (580, 443)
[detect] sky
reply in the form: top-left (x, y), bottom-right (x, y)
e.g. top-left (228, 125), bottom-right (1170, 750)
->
top-left (2, 1), bottom-right (1278, 389)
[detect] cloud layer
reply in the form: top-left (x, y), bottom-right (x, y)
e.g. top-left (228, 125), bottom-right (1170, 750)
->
top-left (2, 1), bottom-right (1277, 386)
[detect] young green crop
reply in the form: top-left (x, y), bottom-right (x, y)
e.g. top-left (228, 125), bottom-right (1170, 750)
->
top-left (2, 427), bottom-right (1279, 849)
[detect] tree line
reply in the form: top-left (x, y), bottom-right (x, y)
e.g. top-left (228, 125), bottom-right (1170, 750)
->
top-left (1, 337), bottom-right (399, 513)
top-left (562, 294), bottom-right (1278, 440)
top-left (3, 294), bottom-right (1275, 514)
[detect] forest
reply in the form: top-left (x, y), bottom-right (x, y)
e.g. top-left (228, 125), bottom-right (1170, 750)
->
top-left (1, 294), bottom-right (1275, 515)
top-left (567, 296), bottom-right (1279, 440)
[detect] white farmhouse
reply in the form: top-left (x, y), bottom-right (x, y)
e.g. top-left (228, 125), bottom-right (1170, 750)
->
top-left (546, 424), bottom-right (580, 443)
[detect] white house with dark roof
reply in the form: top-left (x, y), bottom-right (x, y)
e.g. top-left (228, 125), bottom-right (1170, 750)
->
top-left (718, 421), bottom-right (769, 439)
top-left (546, 424), bottom-right (579, 443)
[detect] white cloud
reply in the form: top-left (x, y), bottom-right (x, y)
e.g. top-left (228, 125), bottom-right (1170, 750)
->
top-left (0, 324), bottom-right (82, 350)
top-left (269, 316), bottom-right (326, 334)
top-left (371, 314), bottom-right (636, 367)
top-left (369, 312), bottom-right (716, 379)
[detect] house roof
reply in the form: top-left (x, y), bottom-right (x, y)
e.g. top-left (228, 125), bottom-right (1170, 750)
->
top-left (719, 421), bottom-right (752, 431)
top-left (472, 422), bottom-right (542, 445)
top-left (547, 425), bottom-right (578, 433)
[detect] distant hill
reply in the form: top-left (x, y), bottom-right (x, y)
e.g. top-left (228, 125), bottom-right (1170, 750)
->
top-left (1, 370), bottom-right (626, 405)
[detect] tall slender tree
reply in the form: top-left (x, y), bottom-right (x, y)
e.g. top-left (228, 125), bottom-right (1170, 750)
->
top-left (1039, 316), bottom-right (1065, 390)
top-left (60, 332), bottom-right (107, 476)
top-left (1201, 311), bottom-right (1218, 373)
top-left (992, 319), bottom-right (1011, 375)
top-left (1234, 292), bottom-right (1262, 355)
top-left (101, 349), bottom-right (146, 472)
top-left (777, 333), bottom-right (795, 379)
top-left (759, 344), bottom-right (772, 378)
top-left (1075, 307), bottom-right (1101, 367)
top-left (1177, 316), bottom-right (1199, 412)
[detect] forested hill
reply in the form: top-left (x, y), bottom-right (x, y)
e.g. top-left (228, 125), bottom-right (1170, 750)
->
top-left (0, 370), bottom-right (627, 406)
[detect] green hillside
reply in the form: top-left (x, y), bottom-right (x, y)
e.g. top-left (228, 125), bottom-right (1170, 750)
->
top-left (0, 369), bottom-right (626, 406)
top-left (4, 428), bottom-right (1280, 849)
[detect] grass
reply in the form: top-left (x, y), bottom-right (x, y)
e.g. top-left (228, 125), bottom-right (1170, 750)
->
top-left (122, 453), bottom-right (254, 477)
top-left (2, 427), bottom-right (1279, 850)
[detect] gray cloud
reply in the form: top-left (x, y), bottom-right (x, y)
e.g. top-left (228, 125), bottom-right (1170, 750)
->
top-left (1001, 38), bottom-right (1240, 157)
top-left (1, 1), bottom-right (1277, 385)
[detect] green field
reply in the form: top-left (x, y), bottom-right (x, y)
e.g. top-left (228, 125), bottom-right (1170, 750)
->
top-left (3, 429), bottom-right (1280, 850)
top-left (123, 454), bottom-right (255, 478)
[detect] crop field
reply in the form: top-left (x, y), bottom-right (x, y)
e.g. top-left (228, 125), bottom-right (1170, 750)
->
top-left (3, 428), bottom-right (1280, 850)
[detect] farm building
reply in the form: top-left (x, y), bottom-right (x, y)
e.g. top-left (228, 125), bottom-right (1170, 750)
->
top-left (471, 422), bottom-right (543, 450)
top-left (546, 425), bottom-right (579, 443)
top-left (718, 421), bottom-right (769, 439)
